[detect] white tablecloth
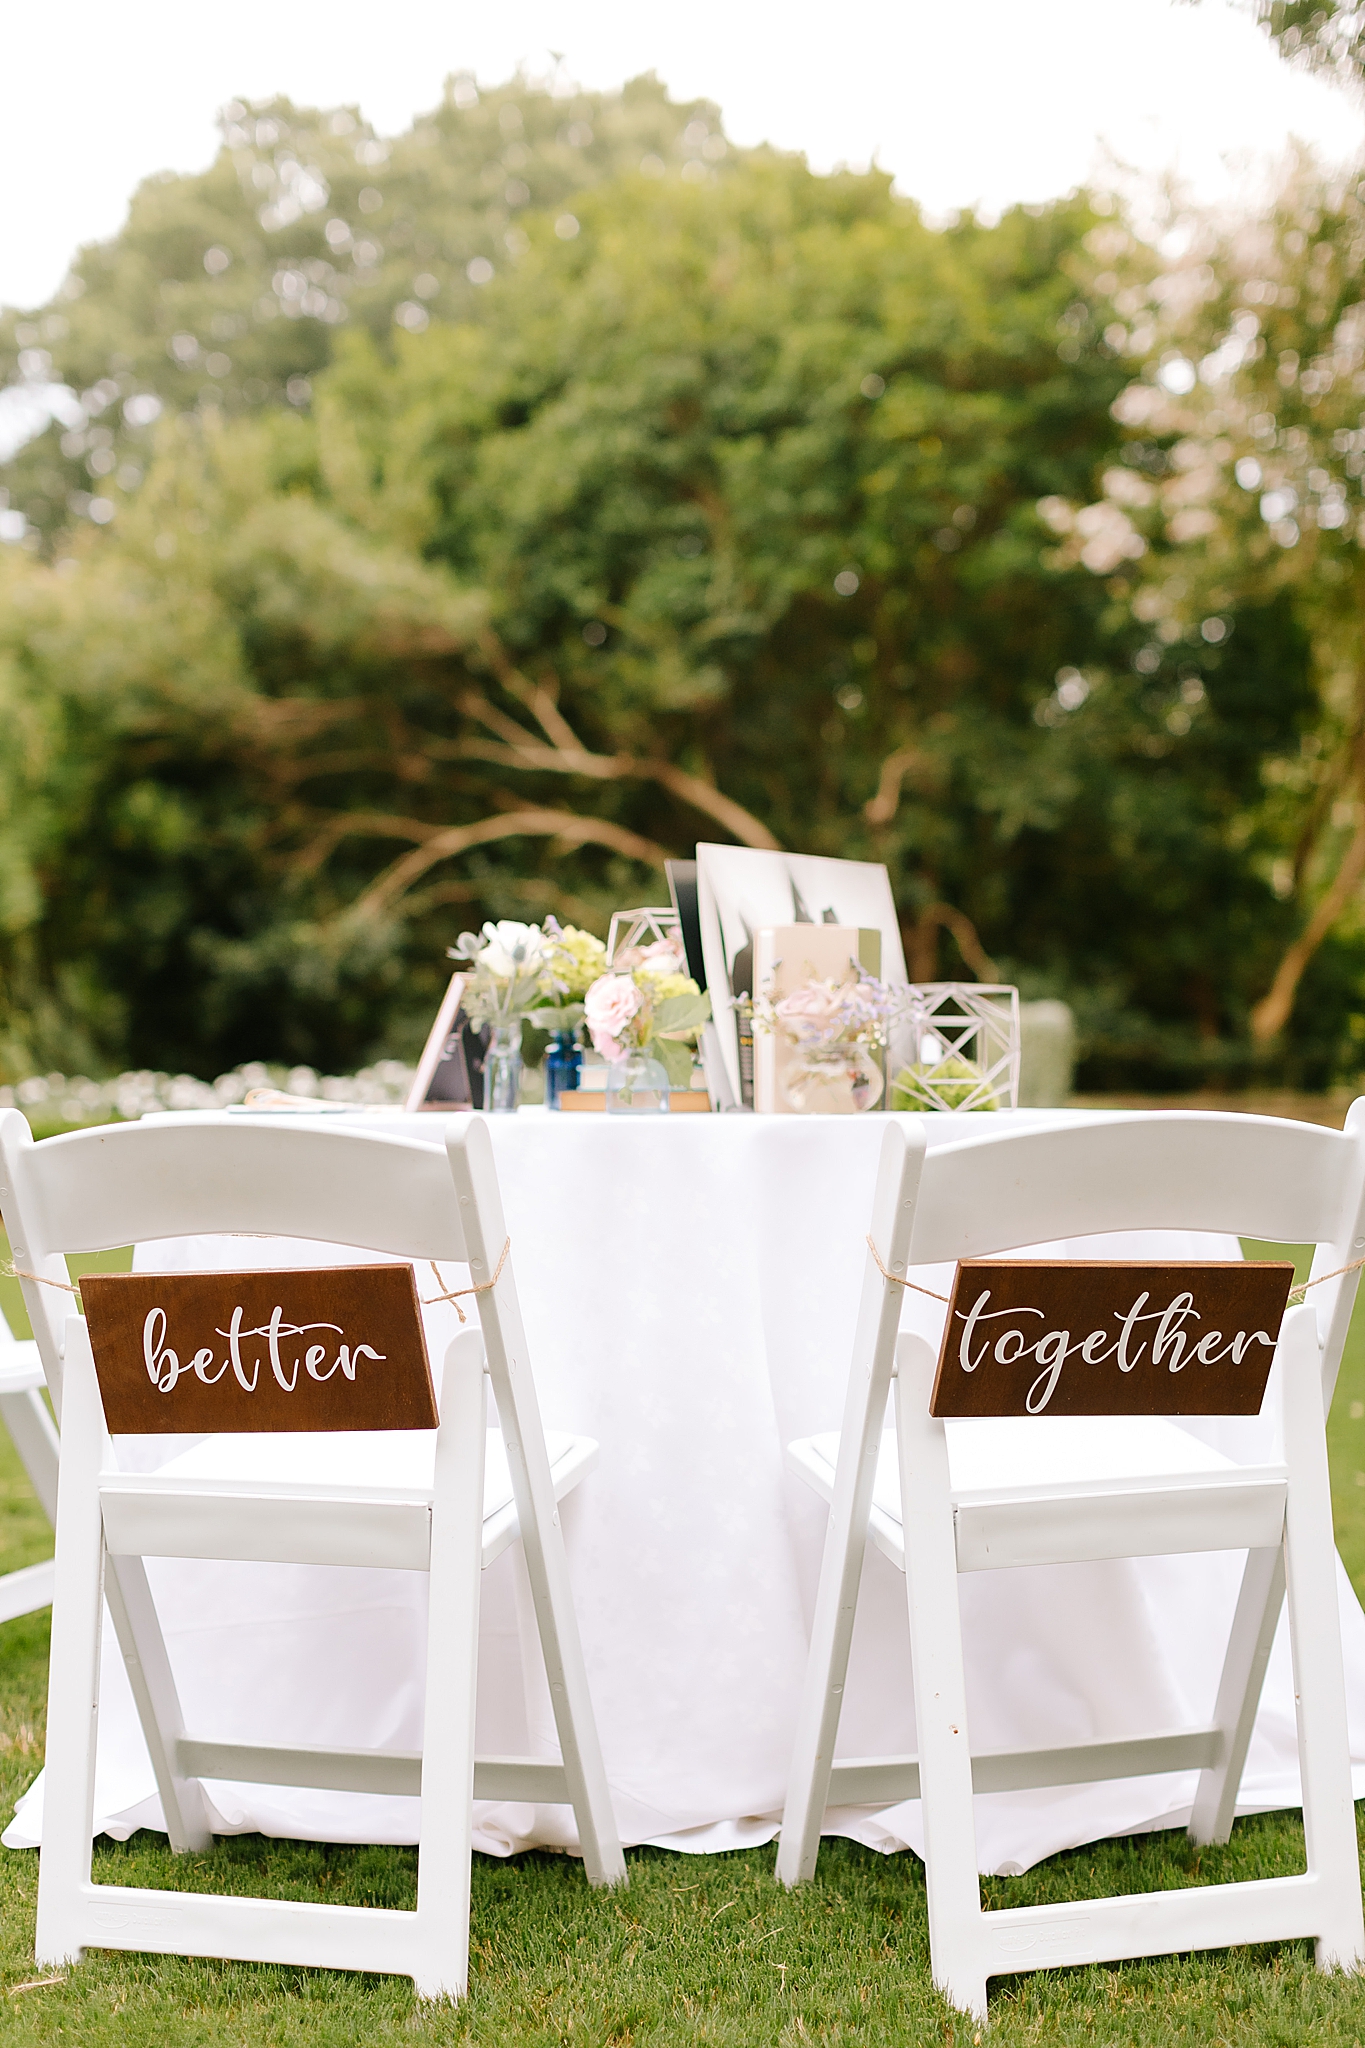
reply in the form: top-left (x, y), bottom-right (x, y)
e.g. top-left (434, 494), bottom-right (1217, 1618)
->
top-left (9, 1107), bottom-right (1365, 1875)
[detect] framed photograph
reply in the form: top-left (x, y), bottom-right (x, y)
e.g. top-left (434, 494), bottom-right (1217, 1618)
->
top-left (404, 973), bottom-right (477, 1111)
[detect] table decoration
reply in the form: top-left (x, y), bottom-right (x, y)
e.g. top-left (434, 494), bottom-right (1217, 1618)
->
top-left (750, 924), bottom-right (886, 1114)
top-left (449, 921), bottom-right (554, 1112)
top-left (404, 972), bottom-right (488, 1111)
top-left (754, 967), bottom-right (896, 1114)
top-left (605, 904), bottom-right (684, 968)
top-left (583, 944), bottom-right (712, 1114)
top-left (889, 982), bottom-right (1020, 1113)
top-left (529, 921), bottom-right (608, 1111)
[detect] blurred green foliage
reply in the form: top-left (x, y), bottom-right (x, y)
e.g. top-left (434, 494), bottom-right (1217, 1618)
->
top-left (0, 74), bottom-right (1359, 1087)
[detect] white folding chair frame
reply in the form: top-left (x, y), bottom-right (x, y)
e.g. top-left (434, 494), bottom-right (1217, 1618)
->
top-left (0, 1107), bottom-right (624, 1996)
top-left (0, 1306), bottom-right (58, 1623)
top-left (778, 1110), bottom-right (1365, 2017)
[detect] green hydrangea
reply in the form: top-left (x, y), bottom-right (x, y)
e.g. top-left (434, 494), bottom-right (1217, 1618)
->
top-left (890, 1055), bottom-right (1000, 1112)
top-left (545, 924), bottom-right (609, 1000)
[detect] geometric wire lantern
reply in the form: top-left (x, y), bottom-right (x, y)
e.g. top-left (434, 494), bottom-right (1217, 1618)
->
top-left (605, 905), bottom-right (682, 968)
top-left (893, 983), bottom-right (1021, 1112)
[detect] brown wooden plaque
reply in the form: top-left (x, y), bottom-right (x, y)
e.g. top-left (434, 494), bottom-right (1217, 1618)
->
top-left (928, 1261), bottom-right (1296, 1419)
top-left (81, 1266), bottom-right (439, 1434)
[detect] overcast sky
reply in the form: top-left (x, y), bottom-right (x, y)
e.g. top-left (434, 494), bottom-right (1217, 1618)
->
top-left (1, 0), bottom-right (1360, 311)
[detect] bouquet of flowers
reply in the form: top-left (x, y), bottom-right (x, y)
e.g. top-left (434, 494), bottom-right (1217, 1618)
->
top-left (583, 942), bottom-right (712, 1087)
top-left (754, 971), bottom-right (898, 1050)
top-left (449, 920), bottom-right (554, 1026)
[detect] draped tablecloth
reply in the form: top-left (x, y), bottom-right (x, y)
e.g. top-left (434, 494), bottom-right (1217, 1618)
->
top-left (9, 1106), bottom-right (1365, 1876)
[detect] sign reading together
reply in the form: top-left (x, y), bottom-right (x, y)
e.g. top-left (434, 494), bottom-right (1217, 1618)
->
top-left (81, 1265), bottom-right (439, 1433)
top-left (928, 1260), bottom-right (1296, 1419)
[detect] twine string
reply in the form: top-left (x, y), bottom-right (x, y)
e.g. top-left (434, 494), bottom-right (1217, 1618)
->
top-left (5, 1239), bottom-right (516, 1328)
top-left (864, 1236), bottom-right (951, 1303)
top-left (2, 1263), bottom-right (82, 1307)
top-left (423, 1237), bottom-right (512, 1323)
top-left (1288, 1253), bottom-right (1365, 1303)
top-left (864, 1238), bottom-right (1365, 1310)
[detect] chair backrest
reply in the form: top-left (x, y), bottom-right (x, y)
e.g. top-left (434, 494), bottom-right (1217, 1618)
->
top-left (909, 1111), bottom-right (1364, 1257)
top-left (0, 1110), bottom-right (501, 1410)
top-left (864, 1105), bottom-right (1365, 1409)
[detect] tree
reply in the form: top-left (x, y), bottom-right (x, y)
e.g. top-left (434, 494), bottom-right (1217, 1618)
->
top-left (0, 87), bottom-right (1337, 1086)
top-left (1250, 1), bottom-right (1365, 88)
top-left (1053, 150), bottom-right (1365, 1053)
top-left (0, 72), bottom-right (728, 545)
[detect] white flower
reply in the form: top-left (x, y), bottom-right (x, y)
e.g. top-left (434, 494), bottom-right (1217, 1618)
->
top-left (475, 920), bottom-right (548, 980)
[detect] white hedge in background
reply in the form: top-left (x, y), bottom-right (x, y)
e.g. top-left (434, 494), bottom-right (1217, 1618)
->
top-left (0, 1061), bottom-right (416, 1126)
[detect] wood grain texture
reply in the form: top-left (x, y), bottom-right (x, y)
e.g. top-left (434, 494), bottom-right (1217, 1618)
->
top-left (81, 1265), bottom-right (438, 1433)
top-left (929, 1260), bottom-right (1296, 1417)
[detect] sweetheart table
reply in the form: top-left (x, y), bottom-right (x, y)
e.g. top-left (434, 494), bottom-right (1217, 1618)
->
top-left (8, 1106), bottom-right (1365, 1876)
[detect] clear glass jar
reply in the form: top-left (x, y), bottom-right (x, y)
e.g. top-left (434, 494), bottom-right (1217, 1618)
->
top-left (605, 1049), bottom-right (670, 1114)
top-left (783, 1041), bottom-right (883, 1115)
top-left (543, 1028), bottom-right (582, 1111)
top-left (482, 1022), bottom-right (523, 1113)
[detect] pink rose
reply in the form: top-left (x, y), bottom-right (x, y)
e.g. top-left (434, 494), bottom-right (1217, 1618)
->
top-left (775, 980), bottom-right (848, 1040)
top-left (584, 973), bottom-right (642, 1061)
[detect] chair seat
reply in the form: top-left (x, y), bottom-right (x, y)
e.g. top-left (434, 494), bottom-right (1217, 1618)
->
top-left (0, 1339), bottom-right (46, 1395)
top-left (789, 1418), bottom-right (1287, 1571)
top-left (101, 1430), bottom-right (598, 1571)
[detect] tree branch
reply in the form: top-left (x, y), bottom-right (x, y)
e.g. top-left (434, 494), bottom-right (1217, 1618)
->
top-left (346, 808), bottom-right (672, 920)
top-left (904, 902), bottom-right (999, 982)
top-left (1252, 799), bottom-right (1365, 1039)
top-left (465, 634), bottom-right (781, 849)
top-left (293, 811), bottom-right (443, 876)
top-left (864, 747), bottom-right (934, 828)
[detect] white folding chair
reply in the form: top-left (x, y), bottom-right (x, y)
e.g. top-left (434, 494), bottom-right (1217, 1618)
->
top-left (0, 1106), bottom-right (624, 1998)
top-left (0, 1302), bottom-right (59, 1623)
top-left (778, 1109), bottom-right (1365, 2018)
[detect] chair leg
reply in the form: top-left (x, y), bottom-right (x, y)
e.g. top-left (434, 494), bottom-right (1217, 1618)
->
top-left (35, 1325), bottom-right (105, 1967)
top-left (1279, 1305), bottom-right (1365, 1972)
top-left (1188, 1545), bottom-right (1284, 1846)
top-left (488, 1357), bottom-right (625, 1889)
top-left (776, 1428), bottom-right (882, 1887)
top-left (412, 1337), bottom-right (487, 2001)
top-left (104, 1555), bottom-right (213, 1854)
top-left (895, 1346), bottom-right (988, 2022)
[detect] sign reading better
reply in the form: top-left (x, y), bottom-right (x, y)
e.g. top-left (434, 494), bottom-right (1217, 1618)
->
top-left (929, 1261), bottom-right (1296, 1418)
top-left (81, 1265), bottom-right (439, 1433)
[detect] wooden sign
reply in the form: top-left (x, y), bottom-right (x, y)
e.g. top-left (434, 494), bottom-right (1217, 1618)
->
top-left (81, 1266), bottom-right (439, 1434)
top-left (928, 1261), bottom-right (1296, 1418)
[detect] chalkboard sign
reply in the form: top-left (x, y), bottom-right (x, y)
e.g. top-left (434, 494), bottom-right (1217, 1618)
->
top-left (928, 1260), bottom-right (1296, 1418)
top-left (81, 1265), bottom-right (439, 1433)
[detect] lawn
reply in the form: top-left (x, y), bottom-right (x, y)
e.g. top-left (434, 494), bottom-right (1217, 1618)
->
top-left (2, 1148), bottom-right (1365, 2038)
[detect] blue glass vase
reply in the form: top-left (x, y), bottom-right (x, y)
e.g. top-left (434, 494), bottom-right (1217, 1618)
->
top-left (544, 1028), bottom-right (582, 1111)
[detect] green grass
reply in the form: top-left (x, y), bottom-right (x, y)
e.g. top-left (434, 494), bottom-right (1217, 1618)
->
top-left (3, 1201), bottom-right (1365, 2033)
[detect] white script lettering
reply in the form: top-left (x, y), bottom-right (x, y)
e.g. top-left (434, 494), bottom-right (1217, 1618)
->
top-left (140, 1306), bottom-right (386, 1397)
